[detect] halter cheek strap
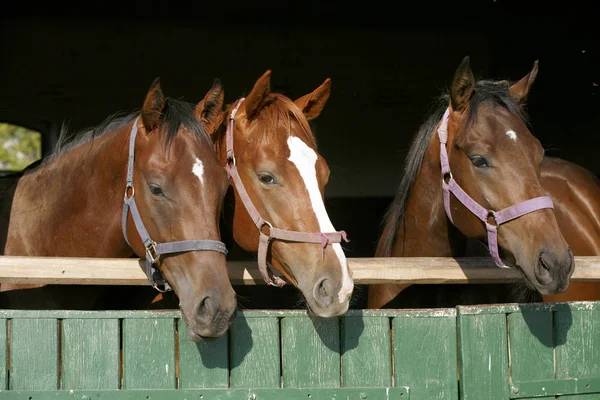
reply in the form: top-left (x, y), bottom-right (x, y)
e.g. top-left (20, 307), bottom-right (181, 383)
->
top-left (437, 108), bottom-right (554, 268)
top-left (224, 99), bottom-right (349, 287)
top-left (121, 118), bottom-right (229, 292)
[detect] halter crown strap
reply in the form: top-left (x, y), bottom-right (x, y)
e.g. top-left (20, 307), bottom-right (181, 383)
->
top-left (437, 108), bottom-right (554, 268)
top-left (122, 118), bottom-right (228, 292)
top-left (224, 99), bottom-right (349, 287)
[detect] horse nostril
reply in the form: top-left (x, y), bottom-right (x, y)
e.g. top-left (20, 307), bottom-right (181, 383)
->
top-left (313, 278), bottom-right (333, 307)
top-left (535, 252), bottom-right (553, 285)
top-left (197, 296), bottom-right (215, 317)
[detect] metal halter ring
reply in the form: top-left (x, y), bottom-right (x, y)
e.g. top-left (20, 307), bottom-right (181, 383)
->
top-left (145, 241), bottom-right (160, 264)
top-left (124, 185), bottom-right (135, 199)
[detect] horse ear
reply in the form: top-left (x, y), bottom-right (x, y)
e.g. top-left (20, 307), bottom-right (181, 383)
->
top-left (294, 78), bottom-right (331, 121)
top-left (509, 60), bottom-right (539, 105)
top-left (141, 78), bottom-right (166, 132)
top-left (195, 78), bottom-right (225, 135)
top-left (245, 70), bottom-right (271, 121)
top-left (450, 56), bottom-right (475, 111)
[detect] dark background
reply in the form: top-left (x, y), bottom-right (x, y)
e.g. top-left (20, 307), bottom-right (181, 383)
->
top-left (1, 0), bottom-right (598, 259)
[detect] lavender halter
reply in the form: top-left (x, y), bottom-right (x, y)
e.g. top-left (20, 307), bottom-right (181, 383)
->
top-left (224, 98), bottom-right (349, 287)
top-left (437, 108), bottom-right (554, 268)
top-left (122, 118), bottom-right (228, 292)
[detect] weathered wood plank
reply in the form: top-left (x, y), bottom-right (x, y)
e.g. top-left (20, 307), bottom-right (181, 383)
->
top-left (458, 312), bottom-right (510, 399)
top-left (61, 318), bottom-right (120, 390)
top-left (0, 319), bottom-right (6, 390)
top-left (230, 314), bottom-right (280, 388)
top-left (508, 310), bottom-right (554, 383)
top-left (341, 315), bottom-right (391, 388)
top-left (281, 316), bottom-right (340, 388)
top-left (9, 318), bottom-right (58, 390)
top-left (0, 255), bottom-right (599, 285)
top-left (555, 309), bottom-right (600, 379)
top-left (178, 319), bottom-right (229, 389)
top-left (393, 311), bottom-right (458, 399)
top-left (122, 318), bottom-right (176, 389)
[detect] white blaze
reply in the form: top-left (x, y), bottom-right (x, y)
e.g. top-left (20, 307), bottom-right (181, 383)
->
top-left (506, 130), bottom-right (517, 141)
top-left (192, 157), bottom-right (204, 185)
top-left (287, 136), bottom-right (354, 303)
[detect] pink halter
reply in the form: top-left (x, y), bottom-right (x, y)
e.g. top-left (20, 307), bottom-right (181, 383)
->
top-left (437, 108), bottom-right (554, 268)
top-left (224, 98), bottom-right (349, 286)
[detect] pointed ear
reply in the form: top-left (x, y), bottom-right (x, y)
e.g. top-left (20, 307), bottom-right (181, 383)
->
top-left (450, 56), bottom-right (475, 111)
top-left (509, 60), bottom-right (539, 105)
top-left (245, 70), bottom-right (271, 121)
top-left (195, 78), bottom-right (224, 135)
top-left (294, 78), bottom-right (331, 121)
top-left (141, 78), bottom-right (165, 132)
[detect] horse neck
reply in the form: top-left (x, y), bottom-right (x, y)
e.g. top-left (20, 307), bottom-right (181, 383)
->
top-left (9, 124), bottom-right (132, 257)
top-left (387, 133), bottom-right (466, 258)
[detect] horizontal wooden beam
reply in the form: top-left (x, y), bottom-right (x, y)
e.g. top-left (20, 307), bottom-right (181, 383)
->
top-left (0, 256), bottom-right (599, 286)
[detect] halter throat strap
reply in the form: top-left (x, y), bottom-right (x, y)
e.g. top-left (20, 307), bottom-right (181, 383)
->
top-left (122, 118), bottom-right (228, 292)
top-left (224, 98), bottom-right (349, 287)
top-left (437, 108), bottom-right (554, 268)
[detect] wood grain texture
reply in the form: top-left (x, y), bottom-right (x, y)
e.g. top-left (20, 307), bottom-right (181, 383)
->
top-left (341, 315), bottom-right (391, 388)
top-left (281, 316), bottom-right (340, 388)
top-left (393, 314), bottom-right (458, 399)
top-left (0, 255), bottom-right (599, 285)
top-left (0, 319), bottom-right (6, 390)
top-left (178, 319), bottom-right (229, 389)
top-left (122, 318), bottom-right (176, 389)
top-left (61, 318), bottom-right (120, 390)
top-left (556, 309), bottom-right (600, 379)
top-left (230, 315), bottom-right (280, 388)
top-left (9, 318), bottom-right (58, 390)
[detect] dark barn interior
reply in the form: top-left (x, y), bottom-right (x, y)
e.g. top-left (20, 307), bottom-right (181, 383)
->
top-left (1, 0), bottom-right (598, 308)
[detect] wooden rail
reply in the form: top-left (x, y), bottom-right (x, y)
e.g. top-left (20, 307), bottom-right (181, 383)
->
top-left (0, 255), bottom-right (599, 285)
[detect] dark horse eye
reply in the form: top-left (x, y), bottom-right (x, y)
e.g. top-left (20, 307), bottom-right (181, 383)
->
top-left (259, 174), bottom-right (276, 185)
top-left (470, 155), bottom-right (490, 169)
top-left (149, 184), bottom-right (165, 197)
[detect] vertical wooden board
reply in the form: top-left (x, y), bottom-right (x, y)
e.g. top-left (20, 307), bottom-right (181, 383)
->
top-left (122, 317), bottom-right (176, 389)
top-left (458, 313), bottom-right (510, 400)
top-left (393, 315), bottom-right (457, 399)
top-left (62, 318), bottom-right (120, 390)
top-left (508, 310), bottom-right (554, 383)
top-left (281, 316), bottom-right (340, 388)
top-left (341, 316), bottom-right (391, 387)
top-left (555, 309), bottom-right (600, 379)
top-left (0, 319), bottom-right (6, 390)
top-left (179, 318), bottom-right (229, 389)
top-left (9, 318), bottom-right (58, 390)
top-left (230, 315), bottom-right (280, 388)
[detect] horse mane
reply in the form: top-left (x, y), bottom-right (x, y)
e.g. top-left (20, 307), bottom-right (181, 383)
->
top-left (39, 98), bottom-right (212, 169)
top-left (377, 79), bottom-right (531, 257)
top-left (215, 93), bottom-right (316, 156)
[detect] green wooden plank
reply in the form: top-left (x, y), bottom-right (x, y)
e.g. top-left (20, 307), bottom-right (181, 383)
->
top-left (230, 314), bottom-right (280, 388)
top-left (281, 316), bottom-right (340, 388)
top-left (0, 319), bottom-right (6, 390)
top-left (62, 318), bottom-right (120, 390)
top-left (122, 318), bottom-right (176, 389)
top-left (393, 314), bottom-right (457, 399)
top-left (508, 310), bottom-right (554, 383)
top-left (555, 309), bottom-right (600, 380)
top-left (458, 313), bottom-right (510, 400)
top-left (511, 377), bottom-right (600, 398)
top-left (0, 387), bottom-right (411, 400)
top-left (9, 318), bottom-right (58, 390)
top-left (341, 315), bottom-right (391, 387)
top-left (557, 395), bottom-right (600, 400)
top-left (178, 318), bottom-right (229, 389)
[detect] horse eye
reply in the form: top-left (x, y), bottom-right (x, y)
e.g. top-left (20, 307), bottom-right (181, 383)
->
top-left (149, 184), bottom-right (165, 197)
top-left (258, 174), bottom-right (276, 185)
top-left (470, 155), bottom-right (490, 169)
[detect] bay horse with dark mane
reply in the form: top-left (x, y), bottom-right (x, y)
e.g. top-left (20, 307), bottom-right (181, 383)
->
top-left (0, 79), bottom-right (236, 341)
top-left (368, 56), bottom-right (575, 309)
top-left (196, 71), bottom-right (354, 317)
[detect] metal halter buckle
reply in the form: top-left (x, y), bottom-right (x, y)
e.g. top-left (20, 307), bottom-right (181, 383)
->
top-left (145, 241), bottom-right (160, 264)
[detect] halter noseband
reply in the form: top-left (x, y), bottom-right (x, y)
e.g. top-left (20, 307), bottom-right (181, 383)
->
top-left (437, 107), bottom-right (554, 268)
top-left (122, 118), bottom-right (229, 292)
top-left (224, 98), bottom-right (349, 287)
